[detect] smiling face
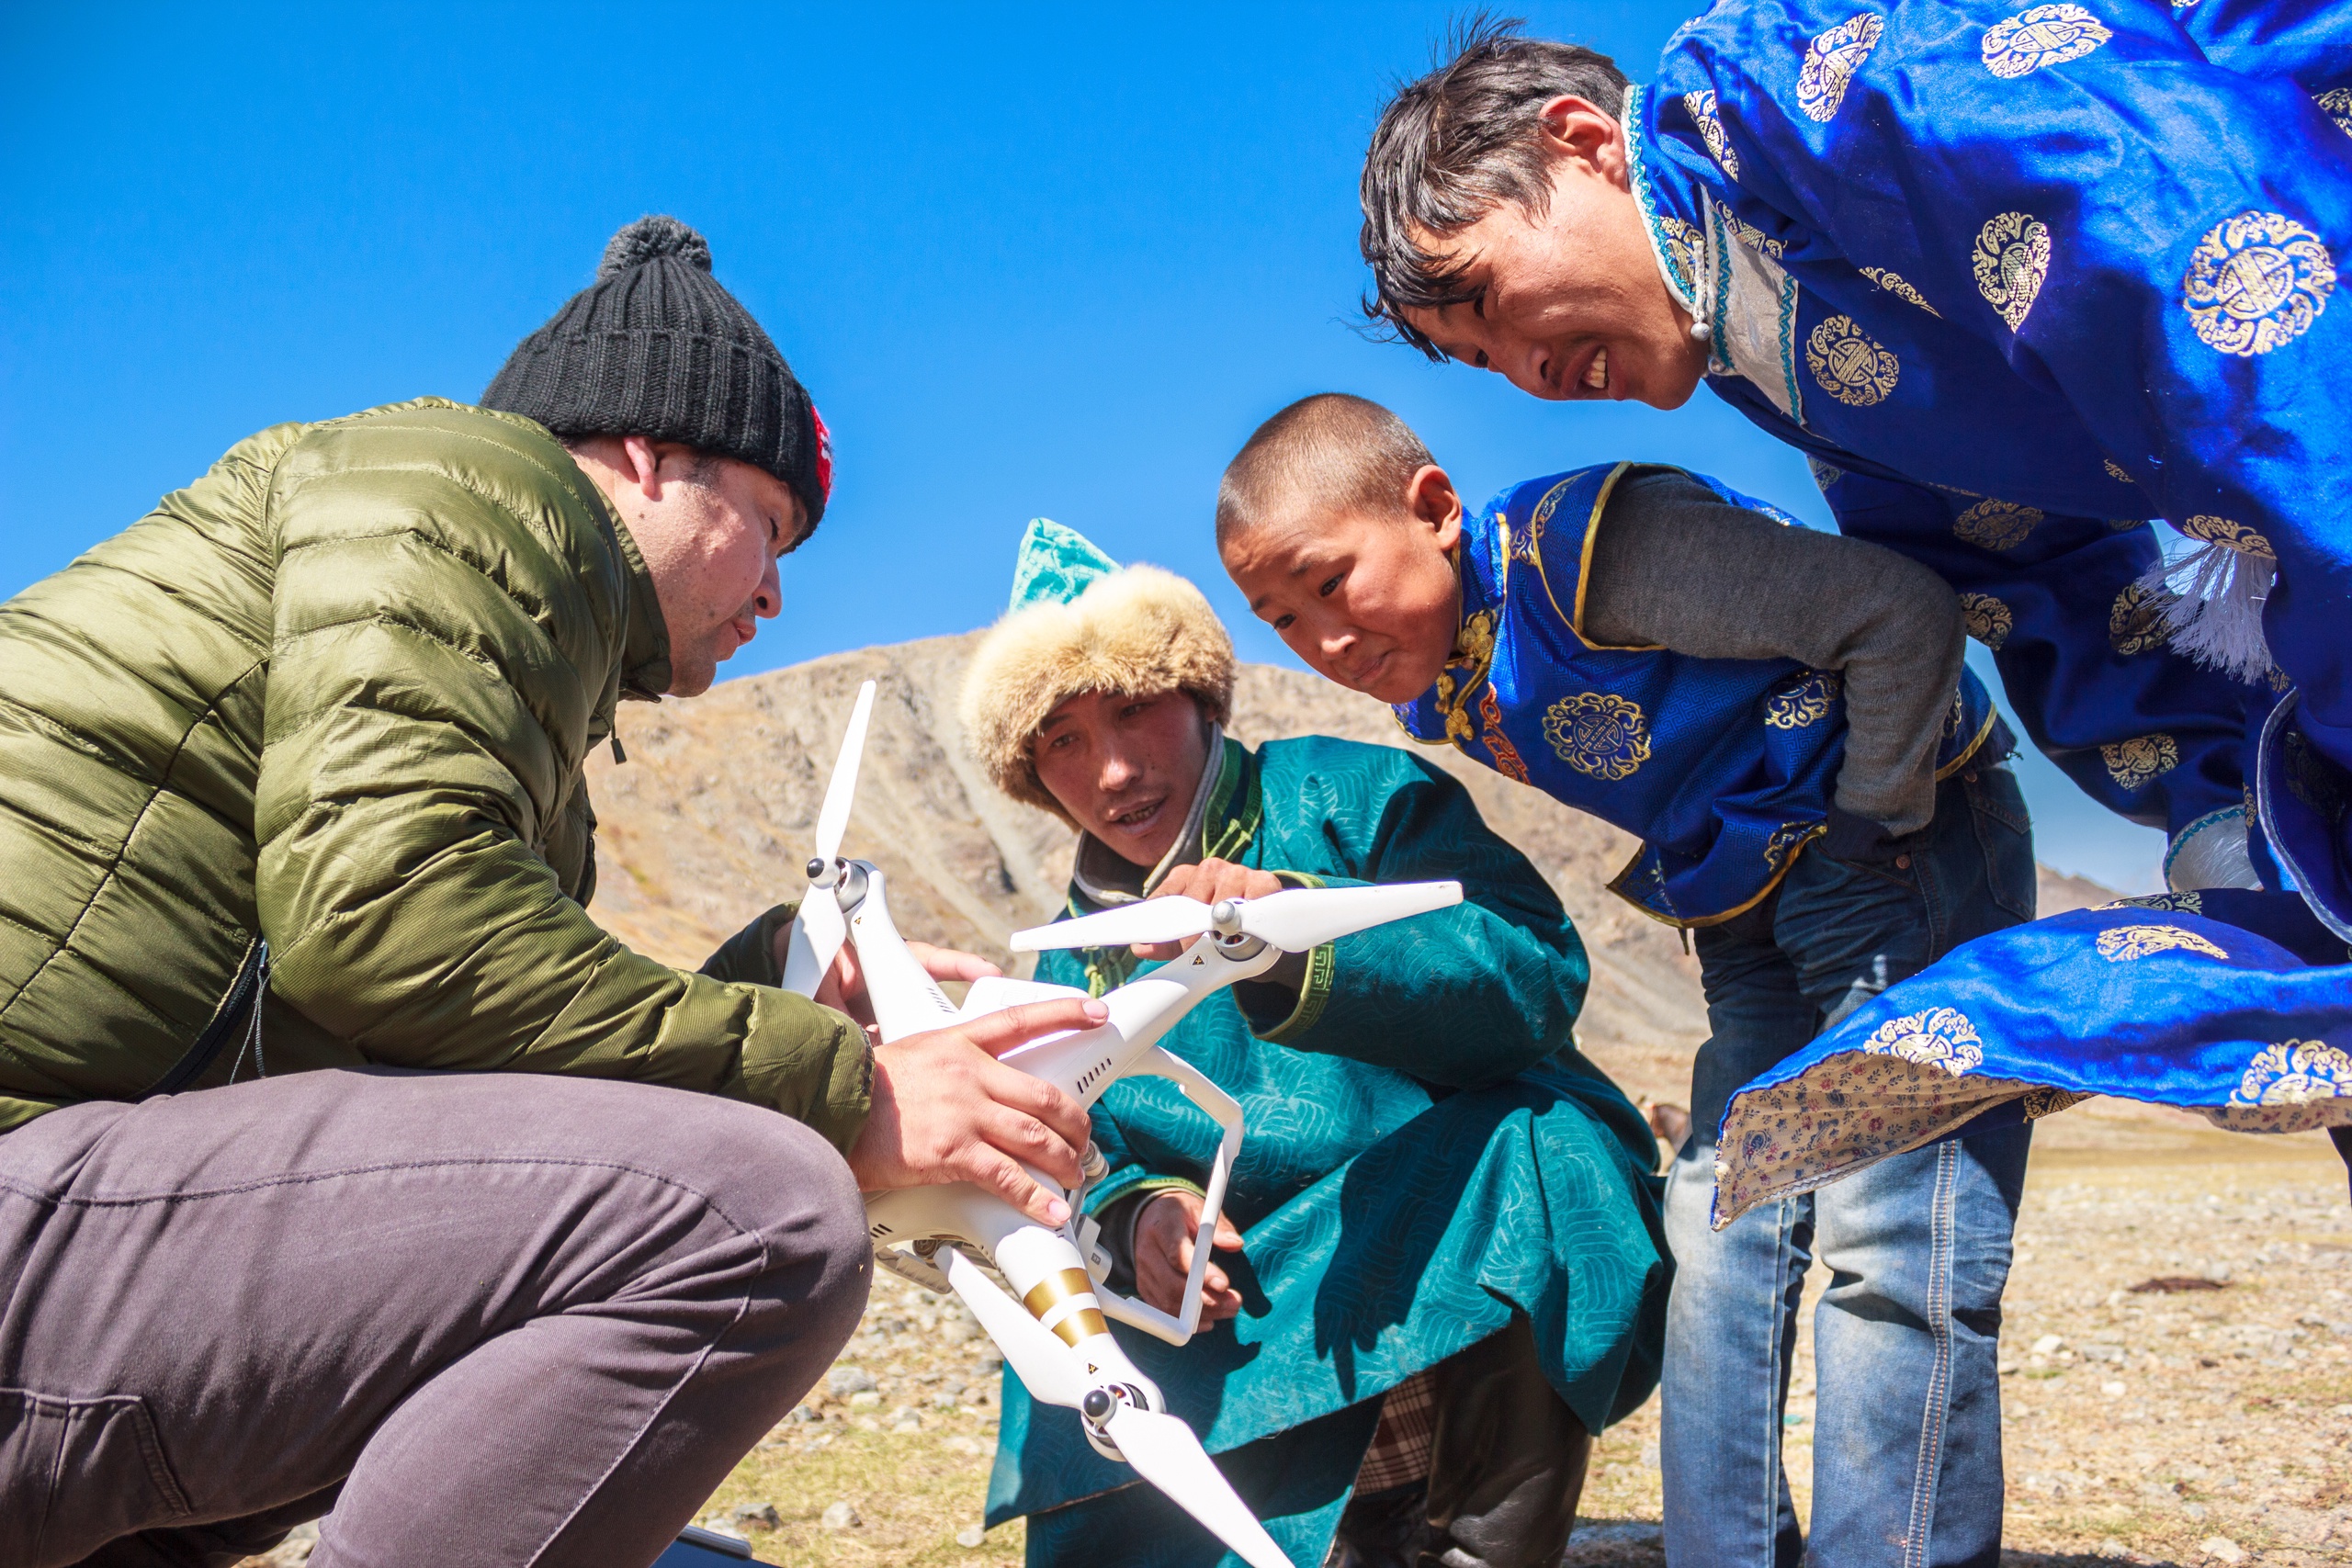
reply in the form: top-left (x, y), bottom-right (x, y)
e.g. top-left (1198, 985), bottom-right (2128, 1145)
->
top-left (1220, 466), bottom-right (1464, 705)
top-left (1030, 689), bottom-right (1211, 868)
top-left (1396, 96), bottom-right (1708, 410)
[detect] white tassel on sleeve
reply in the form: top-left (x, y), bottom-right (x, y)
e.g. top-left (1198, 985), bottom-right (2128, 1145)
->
top-left (2134, 527), bottom-right (2278, 685)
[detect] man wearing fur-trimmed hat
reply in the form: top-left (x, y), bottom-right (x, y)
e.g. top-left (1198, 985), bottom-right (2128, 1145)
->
top-left (960, 521), bottom-right (1670, 1568)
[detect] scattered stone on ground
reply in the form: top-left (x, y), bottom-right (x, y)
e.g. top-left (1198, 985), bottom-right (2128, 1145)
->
top-left (239, 1131), bottom-right (2350, 1568)
top-left (732, 1502), bottom-right (782, 1533)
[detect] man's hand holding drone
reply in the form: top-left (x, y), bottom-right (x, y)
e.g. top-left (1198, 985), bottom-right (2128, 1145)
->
top-left (783, 928), bottom-right (1104, 1230)
top-left (846, 997), bottom-right (1104, 1228)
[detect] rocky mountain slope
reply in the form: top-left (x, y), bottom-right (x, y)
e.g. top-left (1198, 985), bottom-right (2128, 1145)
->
top-left (583, 632), bottom-right (2116, 1109)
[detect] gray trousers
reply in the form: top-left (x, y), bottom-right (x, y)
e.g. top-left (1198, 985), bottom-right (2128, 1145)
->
top-left (0, 1068), bottom-right (872, 1568)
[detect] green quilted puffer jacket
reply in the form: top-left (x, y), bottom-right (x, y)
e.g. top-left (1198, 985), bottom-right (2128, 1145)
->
top-left (0, 399), bottom-right (871, 1146)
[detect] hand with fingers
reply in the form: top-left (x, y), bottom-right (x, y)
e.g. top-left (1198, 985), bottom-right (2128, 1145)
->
top-left (847, 998), bottom-right (1107, 1227)
top-left (1133, 1190), bottom-right (1246, 1322)
top-left (1130, 858), bottom-right (1283, 961)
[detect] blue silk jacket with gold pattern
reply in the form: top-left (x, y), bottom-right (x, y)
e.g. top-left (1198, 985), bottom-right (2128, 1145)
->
top-left (1711, 886), bottom-right (2352, 1228)
top-left (1391, 462), bottom-right (2002, 928)
top-left (1640, 0), bottom-right (2352, 934)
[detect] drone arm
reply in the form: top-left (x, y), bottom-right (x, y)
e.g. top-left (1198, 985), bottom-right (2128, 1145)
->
top-left (1086, 1046), bottom-right (1246, 1347)
top-left (842, 868), bottom-right (960, 1043)
top-left (1001, 935), bottom-right (1277, 1109)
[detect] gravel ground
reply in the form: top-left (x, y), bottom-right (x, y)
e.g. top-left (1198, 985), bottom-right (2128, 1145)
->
top-left (696, 1131), bottom-right (2351, 1568)
top-left (236, 1130), bottom-right (2349, 1568)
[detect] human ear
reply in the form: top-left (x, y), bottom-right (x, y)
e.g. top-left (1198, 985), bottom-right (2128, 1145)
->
top-left (620, 434), bottom-right (663, 499)
top-left (1536, 94), bottom-right (1627, 188)
top-left (1404, 464), bottom-right (1465, 549)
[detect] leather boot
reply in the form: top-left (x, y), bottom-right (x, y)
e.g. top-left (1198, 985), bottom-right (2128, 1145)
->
top-left (1422, 1316), bottom-right (1592, 1568)
top-left (1326, 1483), bottom-right (1442, 1568)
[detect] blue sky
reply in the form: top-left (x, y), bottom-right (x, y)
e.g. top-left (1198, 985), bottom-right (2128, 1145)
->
top-left (0, 2), bottom-right (2165, 889)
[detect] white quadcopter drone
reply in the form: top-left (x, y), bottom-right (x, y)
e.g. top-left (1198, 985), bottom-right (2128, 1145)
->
top-left (775, 682), bottom-right (1460, 1568)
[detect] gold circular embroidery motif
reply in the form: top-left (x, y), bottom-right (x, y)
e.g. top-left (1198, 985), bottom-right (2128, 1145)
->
top-left (2179, 514), bottom-right (2276, 557)
top-left (1960, 592), bottom-right (2013, 650)
top-left (1806, 315), bottom-right (1900, 405)
top-left (1684, 89), bottom-right (1739, 178)
top-left (1862, 1007), bottom-right (1985, 1077)
top-left (2102, 457), bottom-right (2133, 484)
top-left (2109, 581), bottom-right (2174, 655)
top-left (1796, 13), bottom-right (1884, 122)
top-left (1952, 498), bottom-right (2042, 551)
top-left (1543, 692), bottom-right (1651, 781)
top-left (2094, 923), bottom-right (2228, 961)
top-left (2182, 210), bottom-right (2336, 357)
top-left (1981, 5), bottom-right (2113, 78)
top-left (2101, 733), bottom-right (2180, 790)
top-left (1808, 457), bottom-right (1845, 491)
top-left (2318, 87), bottom-right (2352, 139)
top-left (1973, 212), bottom-right (2051, 331)
top-left (1766, 671), bottom-right (1840, 729)
top-left (2230, 1041), bottom-right (2352, 1106)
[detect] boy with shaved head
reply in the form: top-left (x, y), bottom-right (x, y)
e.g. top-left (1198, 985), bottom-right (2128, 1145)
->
top-left (1221, 393), bottom-right (2037, 1567)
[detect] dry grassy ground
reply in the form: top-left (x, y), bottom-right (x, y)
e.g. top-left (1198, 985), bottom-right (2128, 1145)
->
top-left (663, 1123), bottom-right (2349, 1568)
top-left (237, 1127), bottom-right (2352, 1568)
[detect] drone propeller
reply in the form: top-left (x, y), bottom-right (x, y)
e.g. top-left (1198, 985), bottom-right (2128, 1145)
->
top-left (1009, 880), bottom-right (1462, 957)
top-left (941, 1252), bottom-right (1293, 1566)
top-left (1098, 1401), bottom-right (1292, 1568)
top-left (779, 680), bottom-right (877, 997)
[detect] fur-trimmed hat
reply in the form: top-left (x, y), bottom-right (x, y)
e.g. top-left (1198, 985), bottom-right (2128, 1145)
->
top-left (958, 520), bottom-right (1235, 823)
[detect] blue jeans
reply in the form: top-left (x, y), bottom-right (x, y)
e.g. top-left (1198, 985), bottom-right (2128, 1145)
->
top-left (1661, 764), bottom-right (2036, 1568)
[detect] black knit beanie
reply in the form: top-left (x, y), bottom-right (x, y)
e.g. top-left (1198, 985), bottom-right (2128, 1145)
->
top-left (482, 215), bottom-right (831, 526)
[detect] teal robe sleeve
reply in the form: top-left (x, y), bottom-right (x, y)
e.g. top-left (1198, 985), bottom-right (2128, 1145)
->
top-left (1232, 739), bottom-right (1589, 1089)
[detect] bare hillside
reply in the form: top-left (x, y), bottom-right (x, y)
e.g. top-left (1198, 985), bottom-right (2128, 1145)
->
top-left (582, 632), bottom-right (1704, 1101)
top-left (582, 632), bottom-right (2121, 1111)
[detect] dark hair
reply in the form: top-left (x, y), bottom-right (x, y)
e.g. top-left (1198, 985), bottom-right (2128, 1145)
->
top-left (1216, 393), bottom-right (1435, 547)
top-left (1359, 16), bottom-right (1629, 359)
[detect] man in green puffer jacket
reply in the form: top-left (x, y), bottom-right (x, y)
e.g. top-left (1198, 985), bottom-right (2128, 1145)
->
top-left (0, 218), bottom-right (1101, 1568)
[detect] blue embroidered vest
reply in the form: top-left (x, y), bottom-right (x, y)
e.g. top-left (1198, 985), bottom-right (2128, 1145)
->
top-left (1392, 462), bottom-right (2001, 927)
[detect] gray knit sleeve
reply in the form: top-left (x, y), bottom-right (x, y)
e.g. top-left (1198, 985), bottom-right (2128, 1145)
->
top-left (1579, 468), bottom-right (1967, 835)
